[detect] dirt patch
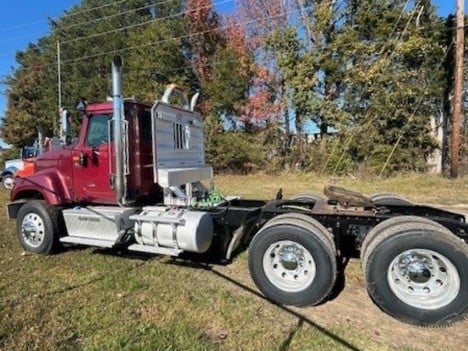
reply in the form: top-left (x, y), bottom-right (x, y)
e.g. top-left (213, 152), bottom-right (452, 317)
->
top-left (215, 258), bottom-right (468, 351)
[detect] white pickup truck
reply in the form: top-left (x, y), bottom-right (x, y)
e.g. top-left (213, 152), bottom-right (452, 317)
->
top-left (0, 158), bottom-right (23, 189)
top-left (0, 145), bottom-right (39, 189)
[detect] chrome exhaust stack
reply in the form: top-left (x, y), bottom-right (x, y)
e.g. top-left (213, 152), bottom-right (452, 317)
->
top-left (111, 55), bottom-right (126, 205)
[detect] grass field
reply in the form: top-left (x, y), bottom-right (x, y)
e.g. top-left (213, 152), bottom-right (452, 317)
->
top-left (0, 173), bottom-right (467, 351)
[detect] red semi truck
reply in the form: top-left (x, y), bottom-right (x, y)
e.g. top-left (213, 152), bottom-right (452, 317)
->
top-left (7, 56), bottom-right (467, 326)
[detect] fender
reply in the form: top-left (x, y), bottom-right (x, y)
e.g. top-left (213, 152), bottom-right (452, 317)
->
top-left (10, 169), bottom-right (73, 205)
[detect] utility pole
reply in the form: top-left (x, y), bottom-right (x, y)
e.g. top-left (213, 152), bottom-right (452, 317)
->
top-left (53, 41), bottom-right (62, 135)
top-left (451, 0), bottom-right (464, 178)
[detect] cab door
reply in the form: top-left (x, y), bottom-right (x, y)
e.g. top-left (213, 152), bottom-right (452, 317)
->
top-left (72, 114), bottom-right (116, 204)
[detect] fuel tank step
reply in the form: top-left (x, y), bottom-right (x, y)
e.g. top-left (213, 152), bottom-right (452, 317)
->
top-left (126, 244), bottom-right (182, 256)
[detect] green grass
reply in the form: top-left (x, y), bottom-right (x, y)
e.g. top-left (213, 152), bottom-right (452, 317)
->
top-left (0, 173), bottom-right (466, 351)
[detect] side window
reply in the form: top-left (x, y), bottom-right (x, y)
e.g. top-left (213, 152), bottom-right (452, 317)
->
top-left (86, 115), bottom-right (111, 147)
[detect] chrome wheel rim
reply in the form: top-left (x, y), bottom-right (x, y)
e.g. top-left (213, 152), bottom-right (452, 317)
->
top-left (21, 212), bottom-right (45, 248)
top-left (263, 240), bottom-right (316, 292)
top-left (387, 249), bottom-right (460, 310)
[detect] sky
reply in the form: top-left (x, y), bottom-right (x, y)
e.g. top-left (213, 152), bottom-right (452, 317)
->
top-left (0, 0), bottom-right (462, 146)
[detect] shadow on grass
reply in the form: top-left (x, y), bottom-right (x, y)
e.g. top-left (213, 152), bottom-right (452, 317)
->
top-left (8, 246), bottom-right (359, 350)
top-left (90, 248), bottom-right (357, 349)
top-left (5, 249), bottom-right (157, 305)
top-left (167, 258), bottom-right (361, 351)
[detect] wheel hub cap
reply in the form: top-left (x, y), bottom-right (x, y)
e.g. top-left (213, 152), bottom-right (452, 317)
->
top-left (279, 246), bottom-right (302, 270)
top-left (263, 240), bottom-right (316, 293)
top-left (387, 249), bottom-right (460, 310)
top-left (407, 262), bottom-right (431, 284)
top-left (21, 213), bottom-right (45, 248)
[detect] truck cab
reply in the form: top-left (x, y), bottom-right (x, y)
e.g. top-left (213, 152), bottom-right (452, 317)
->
top-left (69, 101), bottom-right (161, 205)
top-left (10, 90), bottom-right (211, 208)
top-left (10, 102), bottom-right (158, 206)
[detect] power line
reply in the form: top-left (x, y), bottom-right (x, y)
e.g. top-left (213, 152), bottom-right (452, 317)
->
top-left (60, 4), bottom-right (314, 63)
top-left (63, 0), bottom-right (128, 18)
top-left (61, 0), bottom-right (234, 45)
top-left (63, 1), bottom-right (446, 65)
top-left (0, 0), bottom-right (129, 33)
top-left (73, 2), bottom-right (456, 64)
top-left (57, 0), bottom-right (174, 33)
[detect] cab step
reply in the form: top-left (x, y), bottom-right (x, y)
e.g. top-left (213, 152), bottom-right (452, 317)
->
top-left (59, 236), bottom-right (116, 248)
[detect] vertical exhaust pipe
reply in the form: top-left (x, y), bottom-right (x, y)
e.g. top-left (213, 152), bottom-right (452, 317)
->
top-left (112, 55), bottom-right (126, 205)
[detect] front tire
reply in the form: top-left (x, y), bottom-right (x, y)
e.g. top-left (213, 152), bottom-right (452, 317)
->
top-left (364, 222), bottom-right (467, 326)
top-left (249, 218), bottom-right (336, 306)
top-left (16, 201), bottom-right (62, 254)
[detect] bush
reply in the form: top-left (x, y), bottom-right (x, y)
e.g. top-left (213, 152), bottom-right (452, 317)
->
top-left (206, 131), bottom-right (267, 174)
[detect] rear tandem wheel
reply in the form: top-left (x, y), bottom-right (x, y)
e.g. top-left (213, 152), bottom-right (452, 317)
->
top-left (363, 219), bottom-right (467, 326)
top-left (360, 216), bottom-right (452, 271)
top-left (248, 215), bottom-right (337, 307)
top-left (369, 192), bottom-right (412, 206)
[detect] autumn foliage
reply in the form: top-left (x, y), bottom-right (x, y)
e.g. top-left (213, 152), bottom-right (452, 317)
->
top-left (1, 0), bottom-right (462, 175)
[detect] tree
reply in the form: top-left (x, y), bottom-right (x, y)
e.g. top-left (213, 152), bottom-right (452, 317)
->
top-left (2, 38), bottom-right (57, 147)
top-left (335, 0), bottom-right (445, 174)
top-left (125, 0), bottom-right (196, 102)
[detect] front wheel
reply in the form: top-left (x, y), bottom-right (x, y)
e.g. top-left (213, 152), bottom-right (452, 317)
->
top-left (364, 223), bottom-right (468, 326)
top-left (249, 218), bottom-right (336, 306)
top-left (16, 201), bottom-right (63, 254)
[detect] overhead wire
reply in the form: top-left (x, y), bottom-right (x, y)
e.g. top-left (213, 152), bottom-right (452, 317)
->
top-left (61, 2), bottom-right (301, 63)
top-left (0, 0), bottom-right (129, 32)
top-left (61, 0), bottom-right (234, 45)
top-left (0, 0), bottom-right (175, 55)
top-left (57, 0), bottom-right (175, 33)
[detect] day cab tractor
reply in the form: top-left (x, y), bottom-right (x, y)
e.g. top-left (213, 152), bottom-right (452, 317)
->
top-left (7, 56), bottom-right (467, 327)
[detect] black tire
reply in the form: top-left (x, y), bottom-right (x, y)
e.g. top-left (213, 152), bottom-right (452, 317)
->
top-left (16, 200), bottom-right (63, 254)
top-left (258, 213), bottom-right (336, 254)
top-left (290, 193), bottom-right (324, 202)
top-left (249, 218), bottom-right (337, 306)
top-left (2, 174), bottom-right (14, 190)
top-left (360, 216), bottom-right (452, 271)
top-left (370, 192), bottom-right (412, 206)
top-left (364, 222), bottom-right (468, 326)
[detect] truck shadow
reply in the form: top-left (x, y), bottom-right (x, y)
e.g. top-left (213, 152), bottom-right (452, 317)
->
top-left (166, 257), bottom-right (361, 351)
top-left (92, 246), bottom-right (350, 304)
top-left (48, 247), bottom-right (360, 350)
